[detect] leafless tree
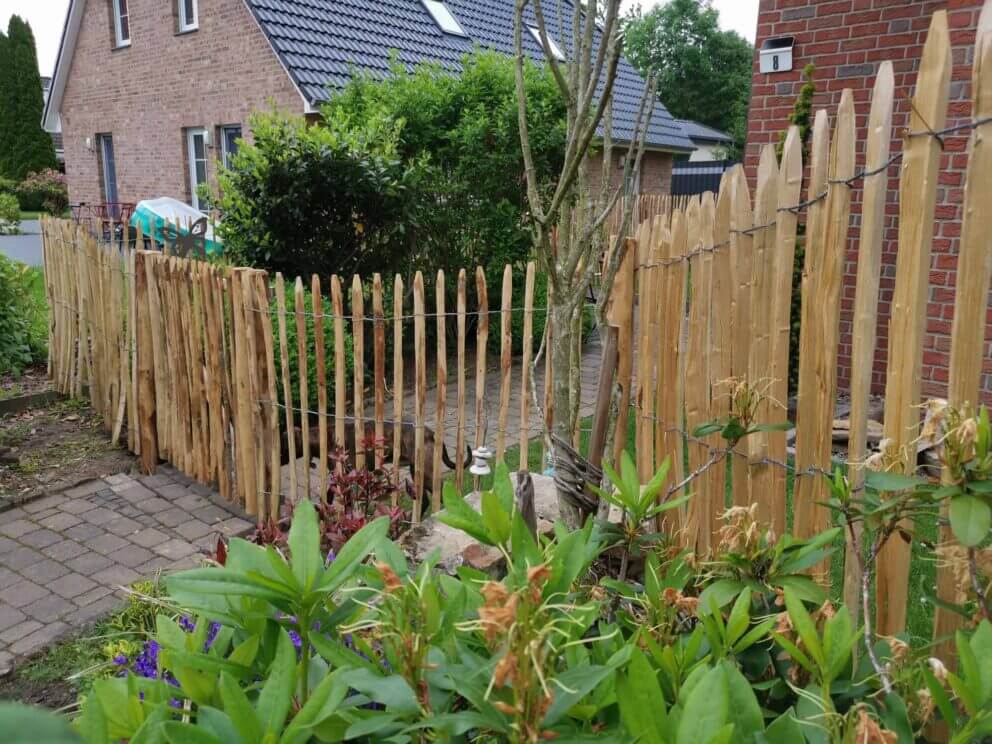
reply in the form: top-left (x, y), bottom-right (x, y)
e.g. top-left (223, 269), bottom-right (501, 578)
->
top-left (514, 0), bottom-right (657, 527)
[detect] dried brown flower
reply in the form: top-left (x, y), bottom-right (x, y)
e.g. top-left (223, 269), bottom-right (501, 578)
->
top-left (492, 700), bottom-right (517, 715)
top-left (855, 709), bottom-right (898, 744)
top-left (493, 652), bottom-right (518, 687)
top-left (376, 562), bottom-right (403, 594)
top-left (479, 593), bottom-right (519, 642)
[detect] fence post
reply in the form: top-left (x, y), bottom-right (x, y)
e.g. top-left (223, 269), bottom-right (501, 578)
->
top-left (275, 274), bottom-right (297, 503)
top-left (878, 11), bottom-right (951, 637)
top-left (607, 236), bottom-right (635, 467)
top-left (313, 275), bottom-right (329, 501)
top-left (352, 275), bottom-right (365, 472)
top-left (498, 266), bottom-right (513, 460)
top-left (519, 262), bottom-right (536, 471)
top-left (134, 250), bottom-right (158, 474)
top-left (392, 275), bottom-right (405, 506)
top-left (413, 272), bottom-right (427, 520)
top-left (295, 277), bottom-right (311, 496)
top-left (433, 270), bottom-right (447, 508)
top-left (474, 268), bottom-right (489, 492)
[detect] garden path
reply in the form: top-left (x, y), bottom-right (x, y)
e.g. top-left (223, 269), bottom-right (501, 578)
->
top-left (0, 467), bottom-right (252, 671)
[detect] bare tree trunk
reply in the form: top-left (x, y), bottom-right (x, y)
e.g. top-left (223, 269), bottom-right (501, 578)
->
top-left (550, 300), bottom-right (583, 526)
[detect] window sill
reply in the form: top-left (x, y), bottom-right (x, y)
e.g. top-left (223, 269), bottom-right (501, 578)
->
top-left (112, 41), bottom-right (131, 51)
top-left (175, 26), bottom-right (199, 36)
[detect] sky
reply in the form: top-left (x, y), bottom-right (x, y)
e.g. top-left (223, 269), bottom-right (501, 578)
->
top-left (5, 0), bottom-right (758, 78)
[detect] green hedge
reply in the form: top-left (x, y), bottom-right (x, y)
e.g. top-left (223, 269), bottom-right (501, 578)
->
top-left (0, 254), bottom-right (47, 374)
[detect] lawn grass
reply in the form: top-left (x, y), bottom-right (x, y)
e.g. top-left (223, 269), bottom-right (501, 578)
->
top-left (490, 407), bottom-right (936, 644)
top-left (18, 210), bottom-right (43, 221)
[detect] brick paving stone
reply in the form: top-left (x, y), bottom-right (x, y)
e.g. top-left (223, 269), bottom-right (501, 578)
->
top-left (0, 536), bottom-right (18, 554)
top-left (174, 520), bottom-right (213, 541)
top-left (21, 494), bottom-right (66, 513)
top-left (74, 585), bottom-right (113, 607)
top-left (20, 594), bottom-right (74, 622)
top-left (135, 497), bottom-right (172, 513)
top-left (154, 507), bottom-right (190, 528)
top-left (136, 515), bottom-right (159, 527)
top-left (193, 505), bottom-right (231, 524)
top-left (30, 559), bottom-right (72, 583)
top-left (42, 539), bottom-right (88, 562)
top-left (0, 605), bottom-right (27, 632)
top-left (104, 473), bottom-right (133, 486)
top-left (80, 506), bottom-right (120, 526)
top-left (0, 619), bottom-right (41, 644)
top-left (60, 498), bottom-right (99, 515)
top-left (0, 519), bottom-right (39, 539)
top-left (130, 527), bottom-right (170, 548)
top-left (19, 528), bottom-right (62, 549)
top-left (188, 483), bottom-right (214, 497)
top-left (49, 573), bottom-right (98, 600)
top-left (153, 483), bottom-right (190, 500)
top-left (103, 516), bottom-right (142, 537)
top-left (89, 534), bottom-right (130, 555)
top-left (135, 556), bottom-right (176, 574)
top-left (90, 565), bottom-right (140, 587)
top-left (152, 538), bottom-right (197, 560)
top-left (9, 621), bottom-right (69, 656)
top-left (64, 481), bottom-right (106, 498)
top-left (114, 483), bottom-right (156, 502)
top-left (174, 493), bottom-right (209, 510)
top-left (115, 545), bottom-right (156, 568)
top-left (216, 517), bottom-right (253, 536)
top-left (4, 581), bottom-right (49, 608)
top-left (0, 508), bottom-right (28, 521)
top-left (30, 508), bottom-right (59, 522)
top-left (64, 523), bottom-right (108, 542)
top-left (138, 474), bottom-right (173, 488)
top-left (4, 546), bottom-right (43, 571)
top-left (38, 512), bottom-right (82, 531)
top-left (71, 552), bottom-right (115, 576)
top-left (71, 596), bottom-right (122, 625)
top-left (0, 568), bottom-right (19, 589)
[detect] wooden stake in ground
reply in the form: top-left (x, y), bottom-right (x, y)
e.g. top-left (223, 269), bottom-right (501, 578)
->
top-left (433, 270), bottom-right (447, 509)
top-left (878, 11), bottom-right (951, 637)
top-left (313, 275), bottom-right (329, 501)
top-left (276, 274), bottom-right (297, 503)
top-left (933, 2), bottom-right (992, 663)
top-left (708, 177), bottom-right (733, 526)
top-left (456, 269), bottom-right (468, 490)
top-left (332, 276), bottom-right (346, 476)
top-left (519, 262), bottom-right (536, 470)
top-left (729, 166), bottom-right (754, 508)
top-left (474, 268), bottom-right (489, 491)
top-left (134, 251), bottom-right (158, 473)
top-left (844, 61), bottom-right (895, 614)
top-left (295, 277), bottom-right (311, 498)
top-left (392, 276), bottom-right (405, 505)
top-left (414, 272), bottom-right (427, 520)
top-left (768, 126), bottom-right (803, 533)
top-left (352, 276), bottom-right (365, 471)
top-left (373, 275), bottom-right (386, 471)
top-left (498, 266), bottom-right (512, 460)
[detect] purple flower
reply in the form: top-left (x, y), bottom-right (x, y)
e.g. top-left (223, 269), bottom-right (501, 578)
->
top-left (113, 654), bottom-right (129, 666)
top-left (288, 630), bottom-right (303, 650)
top-left (179, 615), bottom-right (196, 633)
top-left (326, 550), bottom-right (336, 564)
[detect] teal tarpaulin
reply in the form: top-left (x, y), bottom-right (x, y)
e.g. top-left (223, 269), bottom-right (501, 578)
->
top-left (130, 197), bottom-right (223, 256)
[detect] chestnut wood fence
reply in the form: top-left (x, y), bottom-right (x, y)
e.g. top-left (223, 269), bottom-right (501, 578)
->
top-left (41, 7), bottom-right (988, 660)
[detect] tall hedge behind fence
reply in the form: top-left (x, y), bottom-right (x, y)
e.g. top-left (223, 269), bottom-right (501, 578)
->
top-left (41, 9), bottom-right (989, 663)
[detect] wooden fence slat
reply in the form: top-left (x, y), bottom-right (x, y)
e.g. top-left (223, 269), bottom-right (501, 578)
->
top-left (474, 268), bottom-right (489, 491)
top-left (663, 211), bottom-right (688, 525)
top-left (519, 262), bottom-right (536, 470)
top-left (332, 276), bottom-right (346, 475)
top-left (275, 274), bottom-right (297, 503)
top-left (844, 61), bottom-right (895, 613)
top-left (255, 272), bottom-right (280, 519)
top-left (708, 179), bottom-right (733, 529)
top-left (746, 146), bottom-right (780, 517)
top-left (498, 266), bottom-right (513, 460)
top-left (294, 278), bottom-right (311, 498)
top-left (392, 276), bottom-right (404, 505)
top-left (793, 108), bottom-right (831, 534)
top-left (607, 237), bottom-right (635, 468)
top-left (373, 274), bottom-right (386, 470)
top-left (636, 218), bottom-right (656, 480)
top-left (135, 251), bottom-right (158, 473)
top-left (313, 275), bottom-right (329, 502)
top-left (414, 272), bottom-right (427, 520)
top-left (769, 126), bottom-right (803, 533)
top-left (934, 4), bottom-right (992, 663)
top-left (729, 166), bottom-right (754, 507)
top-left (456, 270), bottom-right (468, 490)
top-left (352, 276), bottom-right (365, 471)
top-left (433, 270), bottom-right (447, 509)
top-left (878, 11), bottom-right (951, 637)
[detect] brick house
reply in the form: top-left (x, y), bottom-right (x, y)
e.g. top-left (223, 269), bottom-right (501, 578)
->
top-left (42, 0), bottom-right (693, 212)
top-left (744, 0), bottom-right (988, 400)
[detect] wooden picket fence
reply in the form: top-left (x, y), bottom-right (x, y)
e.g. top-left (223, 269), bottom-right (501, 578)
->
top-left (41, 8), bottom-right (987, 656)
top-left (622, 8), bottom-right (989, 653)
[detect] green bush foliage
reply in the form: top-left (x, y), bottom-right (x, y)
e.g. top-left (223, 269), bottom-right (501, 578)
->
top-left (216, 110), bottom-right (423, 280)
top-left (0, 254), bottom-right (47, 373)
top-left (16, 169), bottom-right (69, 215)
top-left (0, 192), bottom-right (19, 233)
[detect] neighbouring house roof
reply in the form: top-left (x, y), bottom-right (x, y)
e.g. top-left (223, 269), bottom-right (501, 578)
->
top-left (243, 0), bottom-right (693, 151)
top-left (675, 119), bottom-right (733, 144)
top-left (43, 0), bottom-right (693, 152)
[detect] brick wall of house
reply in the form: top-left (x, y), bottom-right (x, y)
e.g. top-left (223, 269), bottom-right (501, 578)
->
top-left (60, 0), bottom-right (303, 208)
top-left (745, 0), bottom-right (987, 401)
top-left (586, 149), bottom-right (674, 195)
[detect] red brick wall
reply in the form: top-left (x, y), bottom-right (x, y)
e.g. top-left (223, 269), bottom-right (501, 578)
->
top-left (745, 0), bottom-right (987, 401)
top-left (60, 0), bottom-right (303, 207)
top-left (587, 149), bottom-right (674, 195)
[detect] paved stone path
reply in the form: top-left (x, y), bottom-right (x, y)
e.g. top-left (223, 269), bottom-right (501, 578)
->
top-left (0, 466), bottom-right (252, 669)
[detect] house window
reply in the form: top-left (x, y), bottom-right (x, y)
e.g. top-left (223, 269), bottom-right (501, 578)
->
top-left (186, 128), bottom-right (209, 211)
top-left (421, 0), bottom-right (467, 36)
top-left (528, 26), bottom-right (565, 61)
top-left (218, 125), bottom-right (242, 169)
top-left (178, 0), bottom-right (198, 32)
top-left (112, 0), bottom-right (130, 47)
top-left (97, 134), bottom-right (119, 205)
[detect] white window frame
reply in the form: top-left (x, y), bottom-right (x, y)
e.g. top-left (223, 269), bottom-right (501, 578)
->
top-left (112, 0), bottom-right (130, 47)
top-left (528, 26), bottom-right (565, 61)
top-left (421, 0), bottom-right (467, 37)
top-left (186, 127), bottom-right (209, 211)
top-left (219, 125), bottom-right (242, 169)
top-left (178, 0), bottom-right (199, 32)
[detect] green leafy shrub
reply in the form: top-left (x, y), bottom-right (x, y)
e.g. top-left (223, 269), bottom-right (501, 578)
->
top-left (16, 169), bottom-right (68, 215)
top-left (215, 110), bottom-right (424, 281)
top-left (0, 254), bottom-right (47, 372)
top-left (0, 192), bottom-right (19, 233)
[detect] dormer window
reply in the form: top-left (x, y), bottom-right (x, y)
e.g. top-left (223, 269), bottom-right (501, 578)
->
top-left (422, 0), bottom-right (467, 37)
top-left (112, 0), bottom-right (130, 47)
top-left (178, 0), bottom-right (198, 32)
top-left (528, 26), bottom-right (565, 61)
